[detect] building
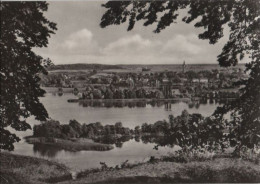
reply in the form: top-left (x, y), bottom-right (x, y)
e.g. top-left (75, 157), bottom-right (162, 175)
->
top-left (199, 78), bottom-right (209, 88)
top-left (192, 78), bottom-right (208, 87)
top-left (172, 82), bottom-right (184, 89)
top-left (192, 78), bottom-right (200, 84)
top-left (171, 89), bottom-right (181, 96)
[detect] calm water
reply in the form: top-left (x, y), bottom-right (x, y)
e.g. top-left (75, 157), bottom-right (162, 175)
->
top-left (12, 93), bottom-right (221, 171)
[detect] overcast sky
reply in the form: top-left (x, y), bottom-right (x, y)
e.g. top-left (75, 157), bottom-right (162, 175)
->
top-left (35, 1), bottom-right (232, 65)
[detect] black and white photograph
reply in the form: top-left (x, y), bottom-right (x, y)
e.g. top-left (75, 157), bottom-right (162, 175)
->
top-left (1, 0), bottom-right (260, 183)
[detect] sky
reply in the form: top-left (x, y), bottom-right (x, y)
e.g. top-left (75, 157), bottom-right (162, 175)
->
top-left (35, 1), bottom-right (231, 65)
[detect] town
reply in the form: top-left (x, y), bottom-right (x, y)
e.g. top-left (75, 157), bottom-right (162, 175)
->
top-left (40, 62), bottom-right (247, 100)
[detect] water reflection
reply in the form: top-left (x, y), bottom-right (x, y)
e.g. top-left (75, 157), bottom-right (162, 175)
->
top-left (79, 100), bottom-right (148, 108)
top-left (33, 143), bottom-right (61, 158)
top-left (28, 96), bottom-right (235, 159)
top-left (77, 99), bottom-right (232, 109)
top-left (94, 135), bottom-right (133, 148)
top-left (31, 135), bottom-right (182, 158)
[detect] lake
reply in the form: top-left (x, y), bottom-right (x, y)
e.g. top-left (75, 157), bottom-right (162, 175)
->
top-left (11, 93), bottom-right (222, 172)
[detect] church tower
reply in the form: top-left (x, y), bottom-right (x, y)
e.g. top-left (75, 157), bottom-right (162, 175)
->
top-left (182, 60), bottom-right (186, 73)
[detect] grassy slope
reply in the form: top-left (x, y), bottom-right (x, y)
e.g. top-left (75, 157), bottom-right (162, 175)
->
top-left (0, 152), bottom-right (71, 184)
top-left (1, 153), bottom-right (259, 184)
top-left (58, 158), bottom-right (260, 184)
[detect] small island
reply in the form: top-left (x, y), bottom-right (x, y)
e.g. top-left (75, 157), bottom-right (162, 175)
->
top-left (25, 120), bottom-right (116, 152)
top-left (25, 137), bottom-right (113, 152)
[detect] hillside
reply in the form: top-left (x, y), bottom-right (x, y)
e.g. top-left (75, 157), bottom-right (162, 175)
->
top-left (48, 64), bottom-right (123, 71)
top-left (118, 63), bottom-right (246, 72)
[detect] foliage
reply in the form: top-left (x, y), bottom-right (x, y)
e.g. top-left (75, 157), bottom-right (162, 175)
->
top-left (214, 61), bottom-right (260, 149)
top-left (138, 111), bottom-right (227, 152)
top-left (100, 0), bottom-right (260, 150)
top-left (186, 71), bottom-right (199, 81)
top-left (83, 85), bottom-right (163, 99)
top-left (33, 120), bottom-right (62, 138)
top-left (33, 120), bottom-right (131, 141)
top-left (101, 0), bottom-right (259, 66)
top-left (1, 2), bottom-right (57, 150)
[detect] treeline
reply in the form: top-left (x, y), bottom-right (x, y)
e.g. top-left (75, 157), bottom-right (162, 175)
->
top-left (48, 64), bottom-right (123, 71)
top-left (82, 85), bottom-right (165, 99)
top-left (33, 120), bottom-right (133, 140)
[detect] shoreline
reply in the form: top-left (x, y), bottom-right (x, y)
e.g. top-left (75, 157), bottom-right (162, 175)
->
top-left (67, 98), bottom-right (191, 103)
top-left (67, 97), bottom-right (236, 103)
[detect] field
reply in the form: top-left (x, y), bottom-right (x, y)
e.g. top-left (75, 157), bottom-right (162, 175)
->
top-left (49, 70), bottom-right (91, 73)
top-left (48, 63), bottom-right (123, 71)
top-left (115, 63), bottom-right (246, 73)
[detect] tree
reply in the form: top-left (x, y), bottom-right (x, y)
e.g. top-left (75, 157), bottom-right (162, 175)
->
top-left (136, 88), bottom-right (145, 98)
top-left (105, 88), bottom-right (114, 99)
top-left (172, 75), bottom-right (182, 83)
top-left (1, 2), bottom-right (57, 150)
top-left (141, 123), bottom-right (149, 133)
top-left (33, 120), bottom-right (62, 138)
top-left (115, 122), bottom-right (123, 133)
top-left (93, 89), bottom-right (103, 99)
top-left (128, 90), bottom-right (137, 99)
top-left (186, 71), bottom-right (198, 82)
top-left (199, 70), bottom-right (213, 79)
top-left (113, 89), bottom-right (125, 99)
top-left (69, 119), bottom-right (83, 136)
top-left (181, 110), bottom-right (189, 126)
top-left (104, 125), bottom-right (112, 135)
top-left (134, 126), bottom-right (141, 135)
top-left (100, 0), bottom-right (260, 149)
top-left (214, 61), bottom-right (260, 149)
